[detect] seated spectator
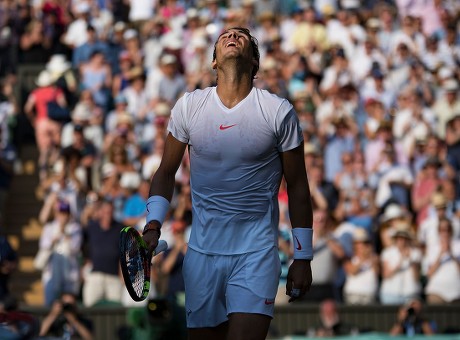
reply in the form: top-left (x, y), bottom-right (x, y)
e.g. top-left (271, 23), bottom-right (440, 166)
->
top-left (104, 94), bottom-right (130, 134)
top-left (103, 114), bottom-right (140, 170)
top-left (61, 102), bottom-right (104, 153)
top-left (303, 209), bottom-right (345, 303)
top-left (313, 299), bottom-right (357, 337)
top-left (379, 222), bottom-right (422, 305)
top-left (411, 156), bottom-right (443, 226)
top-left (79, 49), bottom-right (112, 111)
top-left (372, 142), bottom-right (413, 209)
top-left (418, 192), bottom-right (460, 255)
top-left (308, 160), bottom-right (339, 212)
top-left (97, 163), bottom-right (126, 222)
top-left (112, 51), bottom-right (134, 97)
top-left (157, 219), bottom-right (188, 301)
top-left (389, 298), bottom-right (435, 336)
top-left (122, 66), bottom-right (151, 124)
top-left (322, 116), bottom-right (356, 183)
top-left (377, 203), bottom-right (411, 251)
top-left (82, 199), bottom-right (124, 307)
top-left (333, 152), bottom-right (368, 198)
top-left (334, 184), bottom-right (375, 232)
top-left (121, 172), bottom-right (148, 231)
top-left (61, 125), bottom-right (97, 191)
top-left (423, 217), bottom-right (460, 304)
top-left (142, 135), bottom-right (165, 181)
top-left (39, 292), bottom-right (93, 340)
top-left (432, 78), bottom-right (460, 139)
top-left (37, 200), bottom-right (82, 307)
top-left (38, 149), bottom-right (84, 221)
top-left (343, 228), bottom-right (379, 305)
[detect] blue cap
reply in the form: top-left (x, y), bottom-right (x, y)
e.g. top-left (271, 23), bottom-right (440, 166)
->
top-left (115, 94), bottom-right (127, 104)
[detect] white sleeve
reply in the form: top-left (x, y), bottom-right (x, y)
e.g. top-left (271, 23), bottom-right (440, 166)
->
top-left (167, 94), bottom-right (190, 144)
top-left (275, 100), bottom-right (303, 152)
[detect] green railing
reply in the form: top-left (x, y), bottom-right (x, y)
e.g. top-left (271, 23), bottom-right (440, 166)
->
top-left (22, 303), bottom-right (460, 340)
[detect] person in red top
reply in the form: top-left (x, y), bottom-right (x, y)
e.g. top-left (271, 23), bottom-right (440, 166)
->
top-left (24, 69), bottom-right (67, 179)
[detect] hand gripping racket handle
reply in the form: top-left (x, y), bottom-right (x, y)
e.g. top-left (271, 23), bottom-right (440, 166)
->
top-left (152, 240), bottom-right (168, 256)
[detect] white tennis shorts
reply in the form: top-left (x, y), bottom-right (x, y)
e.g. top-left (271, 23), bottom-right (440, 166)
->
top-left (183, 246), bottom-right (281, 328)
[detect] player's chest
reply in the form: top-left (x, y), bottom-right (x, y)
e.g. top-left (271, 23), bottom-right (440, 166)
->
top-left (188, 106), bottom-right (276, 161)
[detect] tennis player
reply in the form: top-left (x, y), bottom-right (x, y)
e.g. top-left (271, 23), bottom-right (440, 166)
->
top-left (143, 27), bottom-right (313, 340)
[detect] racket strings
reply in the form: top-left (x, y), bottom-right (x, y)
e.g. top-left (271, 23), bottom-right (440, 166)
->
top-left (125, 235), bottom-right (147, 298)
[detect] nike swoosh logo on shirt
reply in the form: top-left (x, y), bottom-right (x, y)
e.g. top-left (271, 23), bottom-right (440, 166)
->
top-left (219, 124), bottom-right (237, 130)
top-left (294, 236), bottom-right (302, 250)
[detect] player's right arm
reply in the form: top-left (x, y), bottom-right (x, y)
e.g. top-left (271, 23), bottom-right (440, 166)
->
top-left (143, 133), bottom-right (187, 253)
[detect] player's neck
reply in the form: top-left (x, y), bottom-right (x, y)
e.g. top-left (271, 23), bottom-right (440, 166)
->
top-left (216, 68), bottom-right (253, 109)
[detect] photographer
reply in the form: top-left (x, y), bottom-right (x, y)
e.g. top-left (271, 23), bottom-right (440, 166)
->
top-left (389, 298), bottom-right (435, 336)
top-left (38, 293), bottom-right (93, 340)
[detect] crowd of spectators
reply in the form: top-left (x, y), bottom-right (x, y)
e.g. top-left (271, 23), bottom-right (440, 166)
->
top-left (0, 0), bottom-right (459, 330)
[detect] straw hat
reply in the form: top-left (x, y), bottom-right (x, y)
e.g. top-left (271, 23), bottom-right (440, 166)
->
top-left (391, 222), bottom-right (414, 240)
top-left (353, 228), bottom-right (370, 243)
top-left (46, 54), bottom-right (71, 80)
top-left (101, 162), bottom-right (116, 179)
top-left (431, 192), bottom-right (447, 209)
top-left (72, 103), bottom-right (91, 121)
top-left (123, 28), bottom-right (138, 40)
top-left (154, 102), bottom-right (171, 117)
top-left (160, 54), bottom-right (177, 65)
top-left (304, 142), bottom-right (319, 155)
top-left (380, 203), bottom-right (407, 223)
top-left (35, 70), bottom-right (54, 87)
top-left (120, 171), bottom-right (141, 189)
top-left (116, 112), bottom-right (134, 126)
top-left (443, 79), bottom-right (459, 92)
top-left (261, 57), bottom-right (277, 72)
top-left (127, 66), bottom-right (145, 81)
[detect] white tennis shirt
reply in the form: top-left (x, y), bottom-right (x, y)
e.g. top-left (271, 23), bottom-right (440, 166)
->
top-left (168, 87), bottom-right (303, 255)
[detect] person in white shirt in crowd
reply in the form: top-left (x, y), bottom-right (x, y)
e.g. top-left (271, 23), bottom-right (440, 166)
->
top-left (392, 90), bottom-right (436, 157)
top-left (303, 208), bottom-right (345, 303)
top-left (423, 217), bottom-right (460, 304)
top-left (377, 203), bottom-right (411, 251)
top-left (127, 0), bottom-right (156, 30)
top-left (350, 38), bottom-right (387, 85)
top-left (61, 102), bottom-right (103, 153)
top-left (438, 23), bottom-right (460, 70)
top-left (379, 222), bottom-right (422, 305)
top-left (432, 79), bottom-right (460, 139)
top-left (37, 199), bottom-right (82, 307)
top-left (421, 35), bottom-right (454, 74)
top-left (324, 8), bottom-right (355, 59)
top-left (418, 192), bottom-right (460, 256)
top-left (343, 228), bottom-right (379, 305)
top-left (122, 66), bottom-right (151, 125)
top-left (319, 48), bottom-right (353, 97)
top-left (62, 2), bottom-right (91, 49)
top-left (389, 15), bottom-right (425, 61)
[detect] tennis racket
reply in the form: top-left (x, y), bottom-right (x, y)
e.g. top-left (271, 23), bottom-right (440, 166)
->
top-left (120, 226), bottom-right (168, 302)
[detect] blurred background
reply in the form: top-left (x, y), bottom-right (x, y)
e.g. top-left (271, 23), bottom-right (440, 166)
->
top-left (0, 0), bottom-right (459, 339)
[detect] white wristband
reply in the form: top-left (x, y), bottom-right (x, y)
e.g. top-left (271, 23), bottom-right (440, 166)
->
top-left (146, 195), bottom-right (170, 225)
top-left (292, 228), bottom-right (313, 260)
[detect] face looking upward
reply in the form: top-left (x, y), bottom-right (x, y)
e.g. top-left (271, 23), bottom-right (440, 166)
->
top-left (212, 27), bottom-right (259, 78)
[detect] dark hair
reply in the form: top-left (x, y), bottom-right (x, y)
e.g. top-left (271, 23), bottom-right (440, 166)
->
top-left (212, 27), bottom-right (260, 80)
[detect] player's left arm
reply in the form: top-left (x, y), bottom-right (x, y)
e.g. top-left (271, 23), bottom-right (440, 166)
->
top-left (280, 144), bottom-right (314, 302)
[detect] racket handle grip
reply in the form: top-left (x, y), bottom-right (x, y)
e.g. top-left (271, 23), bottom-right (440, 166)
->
top-left (153, 240), bottom-right (168, 256)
